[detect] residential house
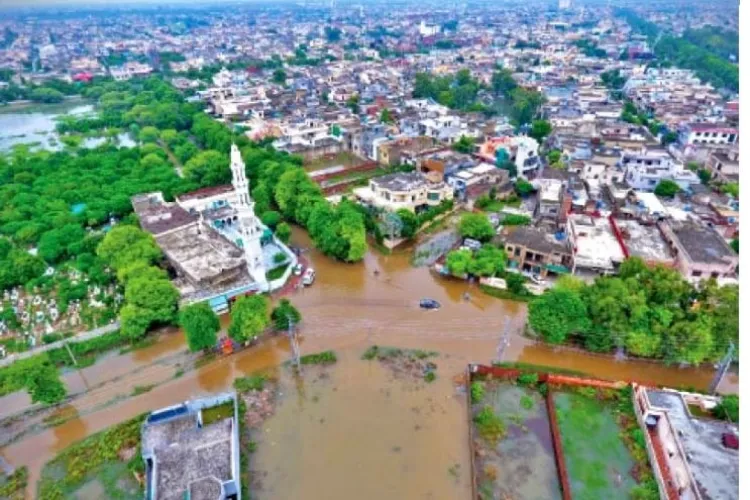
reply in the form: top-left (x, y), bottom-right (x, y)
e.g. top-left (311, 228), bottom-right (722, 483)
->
top-left (352, 172), bottom-right (453, 213)
top-left (658, 219), bottom-right (738, 282)
top-left (502, 226), bottom-right (573, 277)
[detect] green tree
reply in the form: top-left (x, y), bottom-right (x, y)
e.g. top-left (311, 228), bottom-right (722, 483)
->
top-left (721, 182), bottom-right (739, 198)
top-left (229, 295), bottom-right (270, 343)
top-left (261, 210), bottom-right (282, 229)
top-left (184, 150), bottom-right (230, 187)
top-left (498, 159), bottom-right (518, 178)
top-left (529, 120), bottom-right (552, 141)
top-left (396, 209), bottom-right (419, 239)
top-left (712, 394), bottom-right (738, 422)
top-left (271, 298), bottom-right (301, 330)
top-left (272, 68), bottom-right (287, 84)
top-left (529, 288), bottom-right (590, 344)
top-left (505, 272), bottom-right (526, 295)
top-left (547, 149), bottom-right (562, 164)
top-left (97, 225), bottom-right (162, 272)
top-left (27, 363), bottom-right (67, 405)
top-left (125, 275), bottom-right (180, 325)
top-left (458, 213), bottom-right (494, 242)
top-left (275, 222), bottom-right (291, 243)
top-left (138, 126), bottom-right (160, 143)
top-left (514, 179), bottom-right (535, 197)
top-left (654, 179), bottom-right (681, 197)
top-left (119, 304), bottom-right (153, 340)
top-left (468, 245), bottom-right (506, 277)
top-left (445, 249), bottom-right (472, 277)
top-left (179, 302), bottom-right (220, 352)
top-left (452, 135), bottom-right (475, 154)
top-left (379, 108), bottom-right (394, 124)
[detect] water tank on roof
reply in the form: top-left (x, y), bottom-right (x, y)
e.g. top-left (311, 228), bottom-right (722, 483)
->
top-left (555, 231), bottom-right (566, 241)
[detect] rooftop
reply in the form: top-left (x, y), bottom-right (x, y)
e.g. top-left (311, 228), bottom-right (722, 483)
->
top-left (668, 221), bottom-right (736, 265)
top-left (371, 172), bottom-right (433, 192)
top-left (614, 220), bottom-right (673, 263)
top-left (504, 226), bottom-right (571, 256)
top-left (646, 390), bottom-right (739, 500)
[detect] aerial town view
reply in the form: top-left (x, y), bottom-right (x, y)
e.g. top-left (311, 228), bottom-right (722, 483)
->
top-left (0, 0), bottom-right (743, 498)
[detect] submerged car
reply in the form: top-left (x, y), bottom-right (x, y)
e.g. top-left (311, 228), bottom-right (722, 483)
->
top-left (419, 298), bottom-right (441, 310)
top-left (292, 263), bottom-right (304, 276)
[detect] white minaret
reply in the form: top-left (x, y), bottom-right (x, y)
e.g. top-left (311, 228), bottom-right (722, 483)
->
top-left (230, 144), bottom-right (268, 291)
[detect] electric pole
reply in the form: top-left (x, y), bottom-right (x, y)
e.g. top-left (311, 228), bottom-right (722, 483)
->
top-left (494, 318), bottom-right (512, 363)
top-left (288, 314), bottom-right (301, 372)
top-left (708, 341), bottom-right (734, 394)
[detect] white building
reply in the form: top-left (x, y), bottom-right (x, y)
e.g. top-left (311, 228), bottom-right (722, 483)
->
top-left (622, 148), bottom-right (698, 191)
top-left (353, 172), bottom-right (453, 213)
top-left (680, 123), bottom-right (738, 146)
top-left (418, 21), bottom-right (440, 37)
top-left (567, 214), bottom-right (625, 274)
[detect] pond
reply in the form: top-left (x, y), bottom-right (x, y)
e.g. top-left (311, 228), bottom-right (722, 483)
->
top-left (0, 101), bottom-right (135, 152)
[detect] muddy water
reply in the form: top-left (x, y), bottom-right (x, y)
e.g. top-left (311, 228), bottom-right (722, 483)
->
top-left (0, 226), bottom-right (736, 497)
top-left (252, 352), bottom-right (471, 500)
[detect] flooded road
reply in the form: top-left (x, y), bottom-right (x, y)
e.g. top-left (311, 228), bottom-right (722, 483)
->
top-left (0, 226), bottom-right (737, 497)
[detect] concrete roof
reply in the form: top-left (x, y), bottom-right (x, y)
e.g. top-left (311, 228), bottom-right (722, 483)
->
top-left (669, 221), bottom-right (735, 265)
top-left (646, 390), bottom-right (739, 500)
top-left (504, 226), bottom-right (571, 256)
top-left (615, 220), bottom-right (673, 263)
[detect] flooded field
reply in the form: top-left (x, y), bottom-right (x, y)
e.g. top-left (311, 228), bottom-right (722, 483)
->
top-left (0, 226), bottom-right (737, 498)
top-left (471, 381), bottom-right (562, 500)
top-left (554, 392), bottom-right (637, 499)
top-left (251, 350), bottom-right (470, 500)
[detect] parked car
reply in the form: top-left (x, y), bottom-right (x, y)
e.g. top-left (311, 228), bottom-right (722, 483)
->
top-left (302, 268), bottom-right (316, 286)
top-left (292, 263), bottom-right (304, 276)
top-left (419, 298), bottom-right (441, 310)
top-left (529, 274), bottom-right (546, 286)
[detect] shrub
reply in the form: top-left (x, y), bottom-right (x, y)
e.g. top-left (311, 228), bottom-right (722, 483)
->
top-left (473, 406), bottom-right (506, 444)
top-left (299, 350), bottom-right (337, 365)
top-left (517, 373), bottom-right (538, 386)
top-left (233, 375), bottom-right (266, 393)
top-left (471, 381), bottom-right (485, 404)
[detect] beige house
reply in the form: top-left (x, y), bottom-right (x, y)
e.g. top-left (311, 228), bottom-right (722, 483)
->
top-left (658, 220), bottom-right (738, 282)
top-left (353, 172), bottom-right (453, 213)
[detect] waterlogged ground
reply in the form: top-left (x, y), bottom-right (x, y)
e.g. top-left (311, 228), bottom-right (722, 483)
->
top-left (472, 381), bottom-right (562, 500)
top-left (250, 350), bottom-right (471, 500)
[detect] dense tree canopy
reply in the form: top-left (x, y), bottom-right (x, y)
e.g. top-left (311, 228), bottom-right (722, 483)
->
top-left (527, 257), bottom-right (739, 363)
top-left (271, 298), bottom-right (301, 330)
top-left (529, 288), bottom-right (590, 344)
top-left (458, 213), bottom-right (495, 242)
top-left (229, 295), bottom-right (270, 343)
top-left (179, 302), bottom-right (220, 352)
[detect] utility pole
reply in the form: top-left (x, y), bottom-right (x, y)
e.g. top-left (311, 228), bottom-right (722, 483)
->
top-left (494, 318), bottom-right (512, 363)
top-left (287, 314), bottom-right (301, 372)
top-left (708, 341), bottom-right (734, 394)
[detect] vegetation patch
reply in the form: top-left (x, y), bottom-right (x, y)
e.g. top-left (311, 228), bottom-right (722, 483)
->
top-left (361, 345), bottom-right (438, 382)
top-left (265, 262), bottom-right (290, 281)
top-left (0, 466), bottom-right (27, 500)
top-left (37, 413), bottom-right (146, 499)
top-left (201, 401), bottom-right (234, 426)
top-left (233, 374), bottom-right (267, 393)
top-left (473, 406), bottom-right (506, 444)
top-left (554, 387), bottom-right (659, 500)
top-left (131, 384), bottom-right (155, 396)
top-left (299, 350), bottom-right (337, 365)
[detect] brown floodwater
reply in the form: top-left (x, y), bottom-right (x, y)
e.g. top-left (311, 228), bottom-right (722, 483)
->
top-left (0, 226), bottom-right (737, 498)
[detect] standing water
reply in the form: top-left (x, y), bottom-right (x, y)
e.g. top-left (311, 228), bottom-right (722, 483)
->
top-left (0, 226), bottom-right (736, 497)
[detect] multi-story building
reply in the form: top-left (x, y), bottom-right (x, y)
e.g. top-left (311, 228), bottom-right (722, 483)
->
top-left (503, 226), bottom-right (573, 277)
top-left (680, 123), bottom-right (738, 146)
top-left (658, 220), bottom-right (738, 283)
top-left (706, 147), bottom-right (739, 184)
top-left (352, 172), bottom-right (453, 213)
top-left (622, 148), bottom-right (698, 191)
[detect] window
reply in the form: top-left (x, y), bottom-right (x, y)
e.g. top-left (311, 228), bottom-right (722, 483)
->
top-left (691, 270), bottom-right (702, 277)
top-left (514, 248), bottom-right (521, 257)
top-left (711, 272), bottom-right (719, 279)
top-left (427, 192), bottom-right (439, 201)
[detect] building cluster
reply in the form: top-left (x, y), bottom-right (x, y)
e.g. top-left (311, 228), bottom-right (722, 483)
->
top-left (132, 145), bottom-right (296, 313)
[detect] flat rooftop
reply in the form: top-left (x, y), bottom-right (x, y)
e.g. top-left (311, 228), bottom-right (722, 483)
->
top-left (156, 221), bottom-right (247, 284)
top-left (646, 390), bottom-right (739, 500)
top-left (143, 412), bottom-right (234, 500)
top-left (669, 221), bottom-right (736, 265)
top-left (569, 215), bottom-right (624, 270)
top-left (615, 220), bottom-right (673, 263)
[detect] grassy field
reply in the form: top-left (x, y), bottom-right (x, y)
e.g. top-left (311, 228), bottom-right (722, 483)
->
top-left (202, 401), bottom-right (235, 426)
